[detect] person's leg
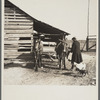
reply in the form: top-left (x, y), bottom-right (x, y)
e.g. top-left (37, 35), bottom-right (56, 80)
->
top-left (40, 54), bottom-right (43, 68)
top-left (70, 54), bottom-right (74, 70)
top-left (67, 51), bottom-right (70, 59)
top-left (35, 52), bottom-right (38, 71)
top-left (71, 62), bottom-right (78, 72)
top-left (38, 53), bottom-right (41, 68)
top-left (59, 57), bottom-right (62, 69)
top-left (58, 55), bottom-right (61, 69)
top-left (33, 51), bottom-right (36, 68)
top-left (63, 52), bottom-right (66, 69)
top-left (71, 62), bottom-right (74, 70)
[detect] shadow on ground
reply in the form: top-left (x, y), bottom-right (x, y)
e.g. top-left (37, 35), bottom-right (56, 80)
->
top-left (62, 71), bottom-right (84, 77)
top-left (4, 63), bottom-right (34, 69)
top-left (4, 52), bottom-right (59, 70)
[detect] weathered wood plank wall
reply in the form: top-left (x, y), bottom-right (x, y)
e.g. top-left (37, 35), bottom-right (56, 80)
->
top-left (4, 1), bottom-right (34, 61)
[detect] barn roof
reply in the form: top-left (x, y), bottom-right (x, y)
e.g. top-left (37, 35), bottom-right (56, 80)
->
top-left (33, 19), bottom-right (69, 35)
top-left (5, 0), bottom-right (70, 36)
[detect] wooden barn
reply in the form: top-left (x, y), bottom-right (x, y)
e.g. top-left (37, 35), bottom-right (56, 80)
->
top-left (4, 0), bottom-right (70, 65)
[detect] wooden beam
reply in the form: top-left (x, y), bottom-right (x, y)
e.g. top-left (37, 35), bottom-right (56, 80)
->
top-left (5, 7), bottom-right (14, 10)
top-left (5, 47), bottom-right (31, 50)
top-left (5, 25), bottom-right (33, 29)
top-left (88, 44), bottom-right (96, 50)
top-left (4, 50), bottom-right (18, 52)
top-left (4, 33), bottom-right (31, 38)
top-left (5, 10), bottom-right (14, 13)
top-left (86, 37), bottom-right (89, 51)
top-left (5, 16), bottom-right (31, 19)
top-left (88, 35), bottom-right (96, 37)
top-left (5, 19), bottom-right (32, 22)
top-left (4, 40), bottom-right (31, 44)
top-left (5, 13), bottom-right (26, 16)
top-left (5, 22), bottom-right (33, 25)
top-left (4, 51), bottom-right (30, 54)
top-left (88, 38), bottom-right (96, 40)
top-left (43, 33), bottom-right (62, 36)
top-left (4, 38), bottom-right (19, 41)
top-left (5, 29), bottom-right (33, 34)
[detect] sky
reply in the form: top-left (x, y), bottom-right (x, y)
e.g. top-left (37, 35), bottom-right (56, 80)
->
top-left (8, 0), bottom-right (98, 40)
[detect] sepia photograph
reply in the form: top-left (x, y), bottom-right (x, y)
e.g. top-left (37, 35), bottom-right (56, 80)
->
top-left (3, 0), bottom-right (98, 86)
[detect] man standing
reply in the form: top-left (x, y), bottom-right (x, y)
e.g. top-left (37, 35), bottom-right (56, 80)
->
top-left (35, 38), bottom-right (43, 68)
top-left (70, 37), bottom-right (83, 70)
top-left (55, 40), bottom-right (64, 69)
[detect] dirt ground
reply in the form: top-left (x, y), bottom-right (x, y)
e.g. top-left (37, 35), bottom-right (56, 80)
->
top-left (4, 51), bottom-right (96, 85)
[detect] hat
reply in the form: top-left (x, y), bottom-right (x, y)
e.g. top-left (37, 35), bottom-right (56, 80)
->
top-left (72, 37), bottom-right (76, 40)
top-left (40, 34), bottom-right (44, 37)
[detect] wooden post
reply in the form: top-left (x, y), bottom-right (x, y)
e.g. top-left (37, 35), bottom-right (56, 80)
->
top-left (86, 36), bottom-right (89, 51)
top-left (86, 0), bottom-right (90, 52)
top-left (31, 33), bottom-right (33, 52)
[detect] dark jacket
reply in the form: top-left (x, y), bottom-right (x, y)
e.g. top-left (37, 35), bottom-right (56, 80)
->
top-left (71, 40), bottom-right (82, 63)
top-left (55, 42), bottom-right (64, 56)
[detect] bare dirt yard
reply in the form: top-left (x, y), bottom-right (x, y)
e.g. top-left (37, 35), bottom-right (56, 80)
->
top-left (4, 51), bottom-right (96, 85)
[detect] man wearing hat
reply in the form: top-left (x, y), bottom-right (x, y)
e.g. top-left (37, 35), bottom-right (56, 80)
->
top-left (70, 37), bottom-right (83, 70)
top-left (34, 34), bottom-right (44, 71)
